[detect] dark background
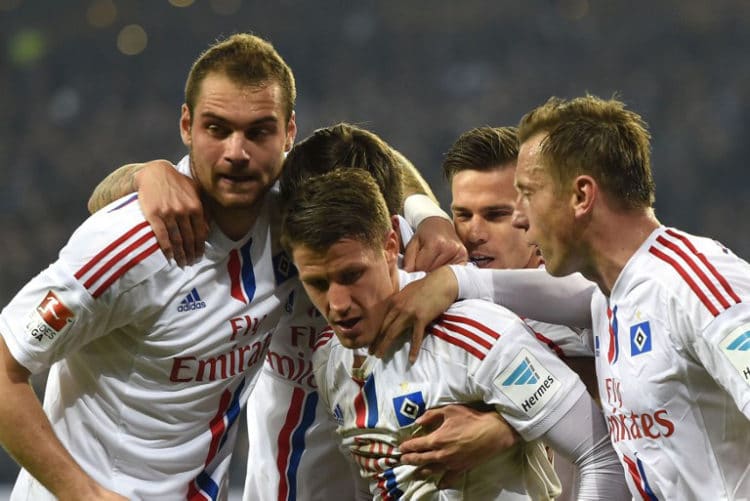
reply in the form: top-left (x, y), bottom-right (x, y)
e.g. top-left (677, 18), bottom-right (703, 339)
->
top-left (1, 0), bottom-right (749, 489)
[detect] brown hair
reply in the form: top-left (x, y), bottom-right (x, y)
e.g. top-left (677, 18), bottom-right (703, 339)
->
top-left (518, 95), bottom-right (655, 209)
top-left (279, 123), bottom-right (404, 215)
top-left (442, 126), bottom-right (519, 181)
top-left (184, 33), bottom-right (296, 122)
top-left (281, 169), bottom-right (391, 254)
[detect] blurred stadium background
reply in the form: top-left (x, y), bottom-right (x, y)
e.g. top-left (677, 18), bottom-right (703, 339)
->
top-left (1, 0), bottom-right (749, 496)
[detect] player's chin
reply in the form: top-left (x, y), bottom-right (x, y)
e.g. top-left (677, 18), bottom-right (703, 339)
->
top-left (218, 190), bottom-right (268, 209)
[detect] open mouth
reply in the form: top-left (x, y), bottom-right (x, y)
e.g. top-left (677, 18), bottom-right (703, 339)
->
top-left (469, 255), bottom-right (493, 268)
top-left (335, 317), bottom-right (361, 330)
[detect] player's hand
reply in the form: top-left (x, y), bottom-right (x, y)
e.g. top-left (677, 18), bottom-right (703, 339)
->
top-left (370, 266), bottom-right (458, 362)
top-left (403, 216), bottom-right (467, 272)
top-left (399, 405), bottom-right (519, 488)
top-left (135, 160), bottom-right (208, 267)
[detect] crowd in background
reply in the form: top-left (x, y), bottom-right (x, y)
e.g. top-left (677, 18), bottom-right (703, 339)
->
top-left (1, 0), bottom-right (749, 486)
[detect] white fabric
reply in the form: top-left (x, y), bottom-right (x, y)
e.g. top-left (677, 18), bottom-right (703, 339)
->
top-left (313, 269), bottom-right (613, 500)
top-left (593, 226), bottom-right (750, 500)
top-left (242, 214), bottom-right (415, 501)
top-left (403, 193), bottom-right (451, 230)
top-left (0, 189), bottom-right (295, 500)
top-left (451, 265), bottom-right (596, 329)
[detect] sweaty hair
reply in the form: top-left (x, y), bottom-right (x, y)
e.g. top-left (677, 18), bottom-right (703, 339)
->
top-left (279, 123), bottom-right (405, 215)
top-left (442, 126), bottom-right (519, 181)
top-left (517, 95), bottom-right (654, 209)
top-left (281, 169), bottom-right (391, 254)
top-left (184, 33), bottom-right (296, 122)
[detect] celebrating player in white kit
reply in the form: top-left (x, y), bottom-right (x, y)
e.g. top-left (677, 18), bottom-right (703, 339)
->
top-left (0, 34), bottom-right (300, 500)
top-left (86, 122), bottom-right (469, 500)
top-left (282, 168), bottom-right (629, 500)
top-left (389, 95), bottom-right (750, 499)
top-left (512, 94), bottom-right (750, 499)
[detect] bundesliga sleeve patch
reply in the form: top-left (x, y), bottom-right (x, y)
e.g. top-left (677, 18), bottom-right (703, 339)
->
top-left (494, 348), bottom-right (560, 417)
top-left (720, 324), bottom-right (750, 385)
top-left (24, 291), bottom-right (75, 345)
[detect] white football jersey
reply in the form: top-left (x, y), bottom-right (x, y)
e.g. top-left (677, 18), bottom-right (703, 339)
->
top-left (242, 215), bottom-right (415, 501)
top-left (0, 189), bottom-right (296, 500)
top-left (593, 226), bottom-right (750, 499)
top-left (314, 270), bottom-right (588, 500)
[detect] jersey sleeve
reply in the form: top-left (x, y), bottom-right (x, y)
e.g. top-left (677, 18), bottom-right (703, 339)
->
top-left (669, 288), bottom-right (750, 417)
top-left (643, 232), bottom-right (750, 418)
top-left (0, 199), bottom-right (168, 374)
top-left (459, 300), bottom-right (588, 441)
top-left (451, 265), bottom-right (595, 329)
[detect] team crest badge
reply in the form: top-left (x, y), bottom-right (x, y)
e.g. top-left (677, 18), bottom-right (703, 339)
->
top-left (392, 391), bottom-right (425, 427)
top-left (630, 321), bottom-right (652, 356)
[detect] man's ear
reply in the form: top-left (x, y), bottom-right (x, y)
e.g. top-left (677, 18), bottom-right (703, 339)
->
top-left (384, 228), bottom-right (400, 265)
top-left (180, 104), bottom-right (192, 147)
top-left (572, 175), bottom-right (597, 218)
top-left (285, 111), bottom-right (297, 152)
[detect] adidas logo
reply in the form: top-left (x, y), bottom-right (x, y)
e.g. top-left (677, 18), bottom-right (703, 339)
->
top-left (333, 404), bottom-right (344, 426)
top-left (502, 359), bottom-right (539, 386)
top-left (177, 288), bottom-right (207, 312)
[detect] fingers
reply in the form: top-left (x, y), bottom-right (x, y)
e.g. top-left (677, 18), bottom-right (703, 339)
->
top-left (407, 319), bottom-right (427, 364)
top-left (147, 216), bottom-right (174, 264)
top-left (402, 239), bottom-right (419, 272)
top-left (411, 464), bottom-right (446, 481)
top-left (190, 212), bottom-right (208, 261)
top-left (369, 323), bottom-right (407, 358)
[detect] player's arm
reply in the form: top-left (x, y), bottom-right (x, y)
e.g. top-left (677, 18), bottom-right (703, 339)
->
top-left (0, 337), bottom-right (126, 500)
top-left (395, 149), bottom-right (468, 273)
top-left (540, 392), bottom-right (630, 500)
top-left (450, 265), bottom-right (596, 328)
top-left (373, 265), bottom-right (597, 361)
top-left (87, 159), bottom-right (208, 267)
top-left (398, 404), bottom-right (519, 487)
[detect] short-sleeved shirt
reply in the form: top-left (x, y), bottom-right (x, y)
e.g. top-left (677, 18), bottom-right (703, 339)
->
top-left (593, 226), bottom-right (750, 499)
top-left (314, 270), bottom-right (586, 500)
top-left (0, 188), bottom-right (295, 500)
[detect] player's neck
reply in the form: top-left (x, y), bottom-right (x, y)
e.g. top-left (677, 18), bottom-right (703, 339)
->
top-left (208, 199), bottom-right (263, 241)
top-left (588, 208), bottom-right (660, 296)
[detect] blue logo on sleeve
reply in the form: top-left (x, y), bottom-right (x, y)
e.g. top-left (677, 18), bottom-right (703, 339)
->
top-left (630, 321), bottom-right (652, 356)
top-left (727, 331), bottom-right (750, 351)
top-left (392, 391), bottom-right (425, 427)
top-left (502, 359), bottom-right (539, 386)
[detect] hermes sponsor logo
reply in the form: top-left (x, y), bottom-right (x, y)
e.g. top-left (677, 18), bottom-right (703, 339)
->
top-left (495, 348), bottom-right (560, 417)
top-left (720, 325), bottom-right (750, 384)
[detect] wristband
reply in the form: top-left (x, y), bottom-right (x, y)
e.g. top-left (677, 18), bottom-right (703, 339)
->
top-left (403, 194), bottom-right (451, 229)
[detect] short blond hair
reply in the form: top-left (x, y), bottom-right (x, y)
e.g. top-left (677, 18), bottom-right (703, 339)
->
top-left (518, 95), bottom-right (655, 209)
top-left (184, 33), bottom-right (296, 122)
